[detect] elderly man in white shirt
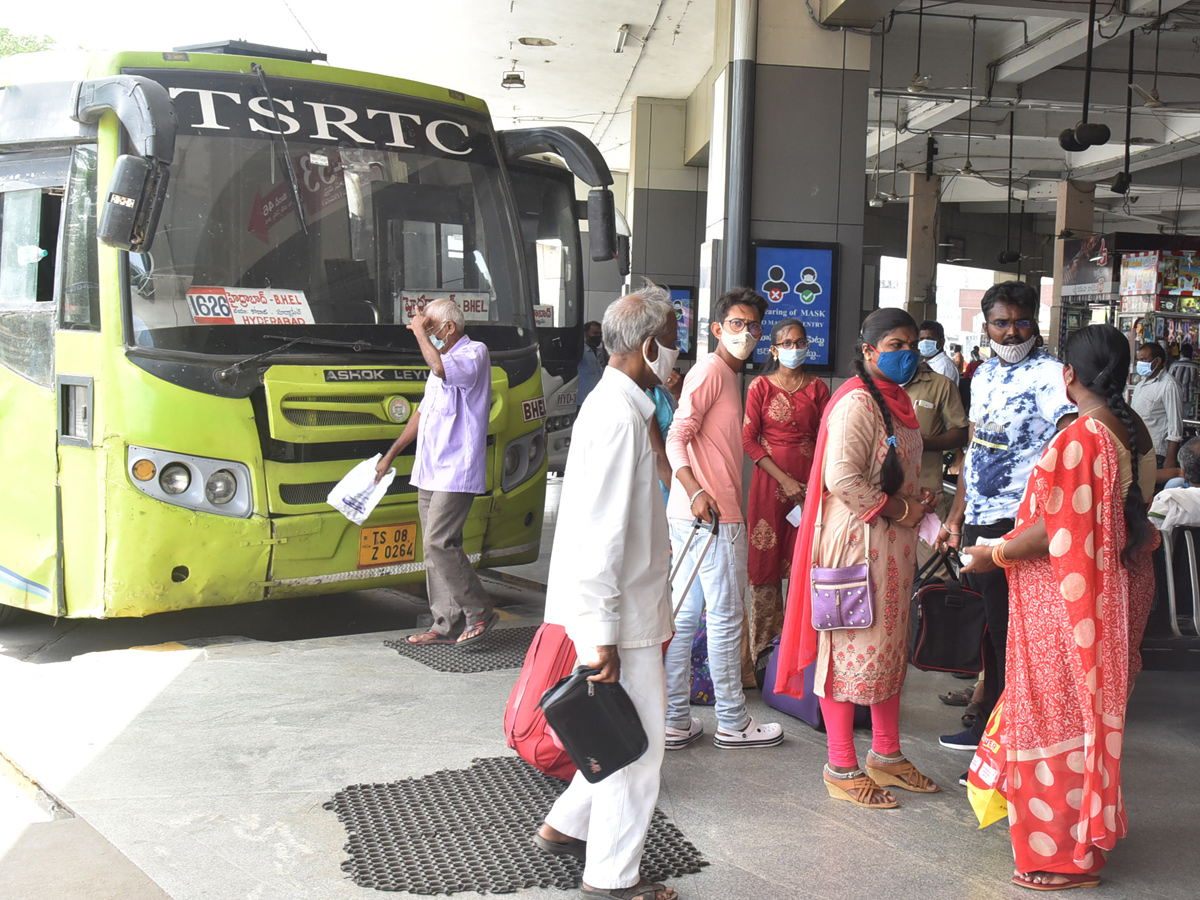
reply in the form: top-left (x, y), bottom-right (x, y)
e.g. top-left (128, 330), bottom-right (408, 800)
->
top-left (534, 284), bottom-right (680, 900)
top-left (918, 319), bottom-right (960, 385)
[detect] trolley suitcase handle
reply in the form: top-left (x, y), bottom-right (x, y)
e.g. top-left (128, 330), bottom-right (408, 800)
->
top-left (670, 510), bottom-right (719, 619)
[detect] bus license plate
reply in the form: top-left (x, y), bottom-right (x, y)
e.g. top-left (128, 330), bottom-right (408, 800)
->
top-left (358, 522), bottom-right (417, 568)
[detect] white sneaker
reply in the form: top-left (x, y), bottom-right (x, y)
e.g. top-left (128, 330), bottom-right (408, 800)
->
top-left (713, 717), bottom-right (783, 749)
top-left (665, 716), bottom-right (704, 750)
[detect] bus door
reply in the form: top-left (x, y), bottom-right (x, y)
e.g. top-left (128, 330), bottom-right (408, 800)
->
top-left (0, 152), bottom-right (69, 616)
top-left (508, 162), bottom-right (584, 472)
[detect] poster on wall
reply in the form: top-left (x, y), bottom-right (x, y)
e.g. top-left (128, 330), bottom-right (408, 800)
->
top-left (751, 241), bottom-right (839, 370)
top-left (1061, 236), bottom-right (1116, 300)
top-left (669, 286), bottom-right (696, 358)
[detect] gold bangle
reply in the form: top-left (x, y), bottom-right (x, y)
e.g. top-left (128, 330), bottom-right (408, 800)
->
top-left (899, 499), bottom-right (910, 523)
top-left (992, 541), bottom-right (1016, 569)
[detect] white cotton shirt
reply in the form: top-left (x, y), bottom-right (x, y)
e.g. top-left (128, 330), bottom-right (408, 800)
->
top-left (543, 367), bottom-right (673, 652)
top-left (1131, 369), bottom-right (1185, 458)
top-left (927, 350), bottom-right (960, 385)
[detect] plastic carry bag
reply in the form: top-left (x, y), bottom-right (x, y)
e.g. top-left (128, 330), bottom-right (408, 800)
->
top-left (327, 454), bottom-right (396, 525)
top-left (966, 693), bottom-right (1009, 828)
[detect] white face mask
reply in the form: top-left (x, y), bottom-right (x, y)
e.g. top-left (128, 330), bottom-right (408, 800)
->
top-left (991, 335), bottom-right (1037, 364)
top-left (644, 338), bottom-right (681, 386)
top-left (721, 329), bottom-right (759, 361)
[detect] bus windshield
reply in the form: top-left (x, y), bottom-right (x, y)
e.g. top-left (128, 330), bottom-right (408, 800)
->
top-left (124, 70), bottom-right (528, 355)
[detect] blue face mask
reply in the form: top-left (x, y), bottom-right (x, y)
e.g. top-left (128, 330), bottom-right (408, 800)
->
top-left (428, 323), bottom-right (449, 351)
top-left (1136, 361), bottom-right (1154, 377)
top-left (918, 339), bottom-right (939, 358)
top-left (874, 348), bottom-right (920, 386)
top-left (776, 347), bottom-right (806, 369)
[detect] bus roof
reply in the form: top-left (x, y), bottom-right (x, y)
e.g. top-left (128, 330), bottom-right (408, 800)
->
top-left (0, 47), bottom-right (490, 115)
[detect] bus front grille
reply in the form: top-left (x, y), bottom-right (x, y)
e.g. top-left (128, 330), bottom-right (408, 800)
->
top-left (279, 474), bottom-right (416, 506)
top-left (281, 408), bottom-right (387, 427)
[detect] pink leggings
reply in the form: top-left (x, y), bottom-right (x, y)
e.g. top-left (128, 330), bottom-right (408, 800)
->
top-left (819, 689), bottom-right (902, 768)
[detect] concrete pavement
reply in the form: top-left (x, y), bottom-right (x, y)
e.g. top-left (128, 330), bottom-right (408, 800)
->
top-left (1, 474), bottom-right (1198, 899)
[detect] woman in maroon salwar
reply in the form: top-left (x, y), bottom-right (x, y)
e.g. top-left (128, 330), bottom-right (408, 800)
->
top-left (742, 319), bottom-right (830, 664)
top-left (963, 325), bottom-right (1155, 891)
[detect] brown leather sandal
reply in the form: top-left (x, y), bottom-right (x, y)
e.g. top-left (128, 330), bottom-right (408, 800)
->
top-left (865, 751), bottom-right (942, 793)
top-left (823, 766), bottom-right (899, 809)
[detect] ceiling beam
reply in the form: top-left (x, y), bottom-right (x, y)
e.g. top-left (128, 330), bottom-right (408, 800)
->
top-left (991, 0), bottom-right (1192, 84)
top-left (1067, 116), bottom-right (1200, 181)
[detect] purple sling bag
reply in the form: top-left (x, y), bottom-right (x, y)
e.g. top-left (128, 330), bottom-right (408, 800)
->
top-left (809, 489), bottom-right (875, 631)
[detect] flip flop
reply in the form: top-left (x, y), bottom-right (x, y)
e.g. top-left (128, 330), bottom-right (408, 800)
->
top-left (939, 688), bottom-right (974, 706)
top-left (456, 611), bottom-right (500, 645)
top-left (405, 631), bottom-right (456, 645)
top-left (532, 832), bottom-right (586, 861)
top-left (1011, 872), bottom-right (1101, 891)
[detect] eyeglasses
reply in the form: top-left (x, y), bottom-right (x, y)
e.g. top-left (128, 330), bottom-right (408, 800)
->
top-left (774, 339), bottom-right (808, 350)
top-left (987, 317), bottom-right (1033, 331)
top-left (723, 318), bottom-right (763, 336)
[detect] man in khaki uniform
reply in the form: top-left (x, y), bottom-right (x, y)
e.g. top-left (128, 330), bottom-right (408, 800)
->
top-left (904, 363), bottom-right (968, 527)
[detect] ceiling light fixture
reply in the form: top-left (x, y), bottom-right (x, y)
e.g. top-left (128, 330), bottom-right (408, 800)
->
top-left (615, 24), bottom-right (646, 54)
top-left (501, 60), bottom-right (525, 90)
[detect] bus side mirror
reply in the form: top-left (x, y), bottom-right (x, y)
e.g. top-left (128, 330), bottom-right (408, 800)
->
top-left (617, 234), bottom-right (631, 278)
top-left (587, 187), bottom-right (617, 263)
top-left (98, 154), bottom-right (170, 253)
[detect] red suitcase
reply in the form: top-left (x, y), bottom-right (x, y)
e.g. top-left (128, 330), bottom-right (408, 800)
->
top-left (504, 622), bottom-right (578, 780)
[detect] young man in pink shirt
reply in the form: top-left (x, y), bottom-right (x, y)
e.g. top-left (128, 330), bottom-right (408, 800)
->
top-left (663, 287), bottom-right (783, 750)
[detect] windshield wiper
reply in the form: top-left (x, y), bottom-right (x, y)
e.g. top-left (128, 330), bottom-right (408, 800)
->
top-left (252, 63), bottom-right (308, 235)
top-left (215, 334), bottom-right (407, 382)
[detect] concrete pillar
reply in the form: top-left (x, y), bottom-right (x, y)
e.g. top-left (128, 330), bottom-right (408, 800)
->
top-left (625, 97), bottom-right (707, 293)
top-left (703, 0), bottom-right (871, 375)
top-left (905, 173), bottom-right (941, 324)
top-left (1049, 180), bottom-right (1095, 354)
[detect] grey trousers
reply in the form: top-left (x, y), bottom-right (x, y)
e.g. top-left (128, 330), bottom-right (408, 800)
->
top-left (418, 489), bottom-right (492, 636)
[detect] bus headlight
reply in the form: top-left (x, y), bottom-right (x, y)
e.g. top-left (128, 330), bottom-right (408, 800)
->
top-left (503, 445), bottom-right (522, 477)
top-left (205, 470), bottom-right (238, 505)
top-left (127, 446), bottom-right (253, 519)
top-left (501, 426), bottom-right (546, 492)
top-left (160, 464), bottom-right (191, 494)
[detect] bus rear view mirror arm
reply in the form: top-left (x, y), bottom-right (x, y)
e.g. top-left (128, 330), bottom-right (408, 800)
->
top-left (500, 126), bottom-right (618, 264)
top-left (71, 76), bottom-right (177, 252)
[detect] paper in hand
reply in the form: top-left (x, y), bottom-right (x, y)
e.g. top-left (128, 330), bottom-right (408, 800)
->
top-left (918, 512), bottom-right (943, 546)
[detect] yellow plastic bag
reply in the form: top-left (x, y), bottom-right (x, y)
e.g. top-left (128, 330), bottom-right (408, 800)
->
top-left (966, 693), bottom-right (1008, 828)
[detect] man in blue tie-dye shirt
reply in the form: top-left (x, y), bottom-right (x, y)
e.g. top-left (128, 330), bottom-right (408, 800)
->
top-left (936, 281), bottom-right (1076, 757)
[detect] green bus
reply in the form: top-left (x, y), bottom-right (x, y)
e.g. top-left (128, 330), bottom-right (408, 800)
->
top-left (0, 41), bottom-right (616, 620)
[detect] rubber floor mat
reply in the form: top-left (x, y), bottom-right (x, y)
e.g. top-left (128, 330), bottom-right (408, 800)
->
top-left (384, 625), bottom-right (539, 673)
top-left (326, 756), bottom-right (708, 894)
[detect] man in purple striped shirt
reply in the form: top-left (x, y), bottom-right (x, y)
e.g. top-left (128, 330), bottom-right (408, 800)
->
top-left (377, 299), bottom-right (495, 645)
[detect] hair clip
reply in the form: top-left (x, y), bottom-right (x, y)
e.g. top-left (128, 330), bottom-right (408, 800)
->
top-left (886, 435), bottom-right (898, 448)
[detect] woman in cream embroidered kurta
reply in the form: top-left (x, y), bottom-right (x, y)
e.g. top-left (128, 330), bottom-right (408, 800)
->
top-left (813, 388), bottom-right (923, 704)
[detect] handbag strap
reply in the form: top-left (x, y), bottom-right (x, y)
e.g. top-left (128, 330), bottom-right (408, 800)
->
top-left (810, 478), bottom-right (869, 571)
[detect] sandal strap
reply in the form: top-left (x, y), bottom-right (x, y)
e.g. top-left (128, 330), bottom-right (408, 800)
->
top-left (867, 753), bottom-right (935, 790)
top-left (825, 766), bottom-right (892, 806)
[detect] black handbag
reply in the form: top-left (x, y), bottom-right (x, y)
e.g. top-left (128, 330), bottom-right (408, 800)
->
top-left (539, 666), bottom-right (648, 783)
top-left (908, 551), bottom-right (988, 675)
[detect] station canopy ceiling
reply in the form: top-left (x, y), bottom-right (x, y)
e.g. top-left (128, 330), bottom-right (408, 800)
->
top-left (8, 0), bottom-right (1200, 233)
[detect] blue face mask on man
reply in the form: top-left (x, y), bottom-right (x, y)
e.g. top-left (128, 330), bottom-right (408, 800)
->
top-left (428, 321), bottom-right (450, 351)
top-left (873, 348), bottom-right (920, 386)
top-left (1136, 360), bottom-right (1154, 378)
top-left (918, 339), bottom-right (939, 358)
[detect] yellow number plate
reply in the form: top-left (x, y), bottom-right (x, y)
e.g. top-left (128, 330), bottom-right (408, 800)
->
top-left (358, 522), bottom-right (418, 569)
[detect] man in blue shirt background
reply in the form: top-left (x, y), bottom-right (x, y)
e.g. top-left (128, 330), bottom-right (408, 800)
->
top-left (577, 320), bottom-right (607, 408)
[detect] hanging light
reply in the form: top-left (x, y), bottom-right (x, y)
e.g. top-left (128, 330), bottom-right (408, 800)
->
top-left (501, 60), bottom-right (526, 90)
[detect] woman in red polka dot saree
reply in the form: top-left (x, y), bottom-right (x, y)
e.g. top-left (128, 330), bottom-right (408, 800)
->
top-left (963, 325), bottom-right (1157, 891)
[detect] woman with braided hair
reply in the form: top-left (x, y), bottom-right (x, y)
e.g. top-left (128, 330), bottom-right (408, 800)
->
top-left (962, 324), bottom-right (1157, 891)
top-left (774, 307), bottom-right (940, 809)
